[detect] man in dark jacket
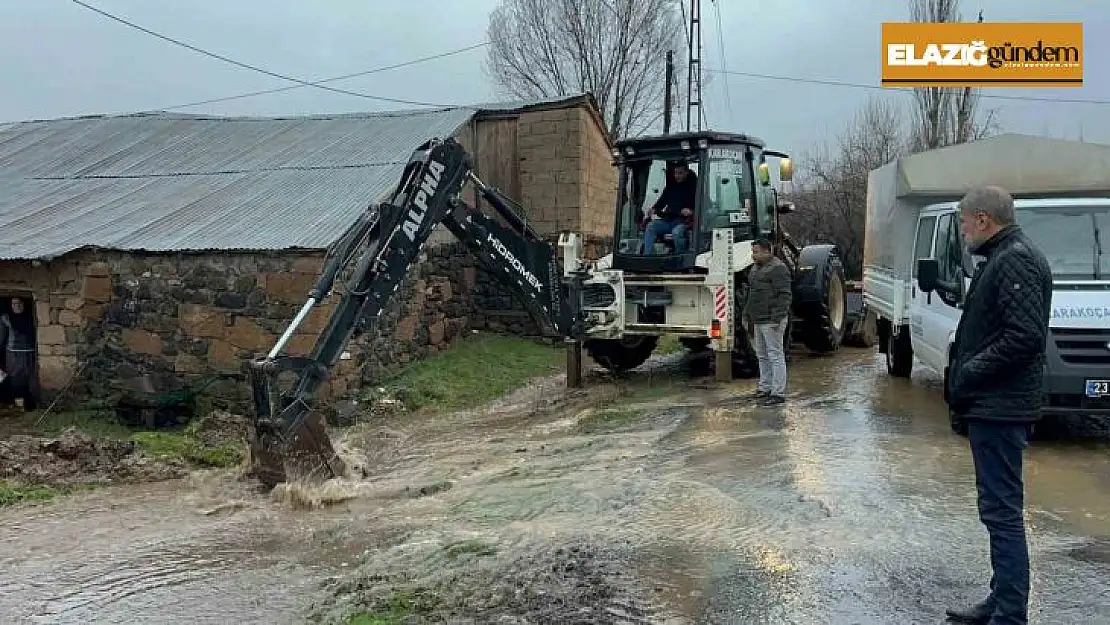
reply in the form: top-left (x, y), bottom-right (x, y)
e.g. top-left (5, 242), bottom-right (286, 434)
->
top-left (944, 186), bottom-right (1052, 625)
top-left (642, 161), bottom-right (697, 254)
top-left (745, 238), bottom-right (793, 405)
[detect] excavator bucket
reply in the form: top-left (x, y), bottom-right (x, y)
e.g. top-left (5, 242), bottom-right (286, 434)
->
top-left (246, 358), bottom-right (349, 489)
top-left (247, 410), bottom-right (347, 489)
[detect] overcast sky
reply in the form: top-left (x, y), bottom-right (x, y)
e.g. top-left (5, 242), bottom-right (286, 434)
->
top-left (1, 0), bottom-right (1106, 155)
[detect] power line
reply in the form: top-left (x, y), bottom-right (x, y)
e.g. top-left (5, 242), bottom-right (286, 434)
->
top-left (68, 0), bottom-right (464, 108)
top-left (148, 42), bottom-right (490, 112)
top-left (704, 68), bottom-right (1110, 105)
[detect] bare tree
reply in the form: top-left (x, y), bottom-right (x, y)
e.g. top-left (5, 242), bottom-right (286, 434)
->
top-left (484, 0), bottom-right (687, 138)
top-left (783, 97), bottom-right (908, 279)
top-left (908, 0), bottom-right (999, 151)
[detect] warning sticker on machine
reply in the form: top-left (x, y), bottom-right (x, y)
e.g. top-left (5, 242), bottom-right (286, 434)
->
top-left (729, 210), bottom-right (751, 223)
top-left (708, 147), bottom-right (744, 160)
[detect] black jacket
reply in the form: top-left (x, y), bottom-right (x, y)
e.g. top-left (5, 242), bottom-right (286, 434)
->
top-left (947, 225), bottom-right (1053, 424)
top-left (651, 173), bottom-right (697, 221)
top-left (745, 257), bottom-right (793, 324)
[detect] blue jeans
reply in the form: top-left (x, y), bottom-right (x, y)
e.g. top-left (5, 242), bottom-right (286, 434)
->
top-left (642, 218), bottom-right (688, 254)
top-left (968, 420), bottom-right (1032, 625)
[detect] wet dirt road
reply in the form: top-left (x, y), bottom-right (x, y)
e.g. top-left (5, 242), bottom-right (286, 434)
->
top-left (2, 348), bottom-right (1109, 624)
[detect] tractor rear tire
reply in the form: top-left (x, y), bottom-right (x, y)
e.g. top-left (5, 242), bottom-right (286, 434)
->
top-left (585, 336), bottom-right (659, 372)
top-left (800, 253), bottom-right (848, 353)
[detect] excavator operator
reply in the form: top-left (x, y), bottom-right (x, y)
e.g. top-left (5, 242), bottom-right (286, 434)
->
top-left (642, 160), bottom-right (697, 254)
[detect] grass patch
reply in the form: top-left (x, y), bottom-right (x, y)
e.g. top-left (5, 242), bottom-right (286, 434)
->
top-left (11, 408), bottom-right (244, 469)
top-left (129, 432), bottom-right (242, 468)
top-left (656, 334), bottom-right (685, 355)
top-left (0, 482), bottom-right (61, 507)
top-left (347, 589), bottom-right (440, 625)
top-left (369, 334), bottom-right (564, 412)
top-left (0, 481), bottom-right (102, 508)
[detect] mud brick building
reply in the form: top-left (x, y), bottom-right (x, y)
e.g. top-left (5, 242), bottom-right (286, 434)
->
top-left (0, 94), bottom-right (616, 409)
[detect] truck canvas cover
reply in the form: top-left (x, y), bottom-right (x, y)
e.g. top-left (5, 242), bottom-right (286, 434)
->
top-left (864, 133), bottom-right (1110, 279)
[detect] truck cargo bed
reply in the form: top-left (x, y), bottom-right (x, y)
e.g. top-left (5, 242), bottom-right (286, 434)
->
top-left (863, 267), bottom-right (908, 324)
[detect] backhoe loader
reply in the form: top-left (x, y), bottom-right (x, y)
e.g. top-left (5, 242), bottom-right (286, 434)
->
top-left (246, 132), bottom-right (848, 488)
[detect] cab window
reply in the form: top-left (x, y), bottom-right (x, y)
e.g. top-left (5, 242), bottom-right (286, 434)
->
top-left (699, 147), bottom-right (755, 246)
top-left (913, 216), bottom-right (937, 277)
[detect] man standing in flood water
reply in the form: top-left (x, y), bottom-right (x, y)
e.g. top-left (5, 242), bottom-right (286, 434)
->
top-left (0, 297), bottom-right (40, 412)
top-left (745, 238), bottom-right (792, 406)
top-left (944, 186), bottom-right (1052, 625)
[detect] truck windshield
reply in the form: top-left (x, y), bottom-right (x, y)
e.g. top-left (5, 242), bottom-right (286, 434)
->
top-left (1015, 207), bottom-right (1110, 279)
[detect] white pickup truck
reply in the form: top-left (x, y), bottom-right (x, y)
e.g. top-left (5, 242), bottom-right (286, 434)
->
top-left (862, 133), bottom-right (1110, 428)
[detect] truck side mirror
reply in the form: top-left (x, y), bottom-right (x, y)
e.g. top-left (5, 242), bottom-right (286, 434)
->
top-left (917, 258), bottom-right (939, 293)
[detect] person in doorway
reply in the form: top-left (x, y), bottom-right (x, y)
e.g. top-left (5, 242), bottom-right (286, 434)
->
top-left (0, 297), bottom-right (40, 411)
top-left (642, 161), bottom-right (697, 254)
top-left (745, 238), bottom-right (792, 406)
top-left (945, 186), bottom-right (1052, 625)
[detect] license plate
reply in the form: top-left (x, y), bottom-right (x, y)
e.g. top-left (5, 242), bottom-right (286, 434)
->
top-left (1086, 379), bottom-right (1110, 398)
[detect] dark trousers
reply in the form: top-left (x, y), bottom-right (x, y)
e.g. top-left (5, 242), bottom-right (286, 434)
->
top-left (967, 420), bottom-right (1032, 625)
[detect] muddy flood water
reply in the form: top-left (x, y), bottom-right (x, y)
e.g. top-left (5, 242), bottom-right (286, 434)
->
top-left (3, 348), bottom-right (1110, 624)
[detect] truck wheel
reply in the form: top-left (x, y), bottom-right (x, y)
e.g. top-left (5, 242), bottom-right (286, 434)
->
top-left (886, 325), bottom-right (913, 378)
top-left (799, 253), bottom-right (847, 353)
top-left (585, 336), bottom-right (659, 372)
top-left (843, 306), bottom-right (879, 348)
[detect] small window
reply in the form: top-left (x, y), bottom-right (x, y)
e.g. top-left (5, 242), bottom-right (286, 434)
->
top-left (913, 216), bottom-right (937, 276)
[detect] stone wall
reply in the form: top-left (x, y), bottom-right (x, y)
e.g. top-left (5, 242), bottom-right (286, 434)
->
top-left (0, 247), bottom-right (487, 411)
top-left (0, 237), bottom-right (613, 412)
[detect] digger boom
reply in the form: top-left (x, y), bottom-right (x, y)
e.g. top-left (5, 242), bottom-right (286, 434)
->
top-left (246, 137), bottom-right (585, 488)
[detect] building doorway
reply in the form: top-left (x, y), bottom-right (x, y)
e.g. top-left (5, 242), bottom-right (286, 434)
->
top-left (0, 292), bottom-right (40, 412)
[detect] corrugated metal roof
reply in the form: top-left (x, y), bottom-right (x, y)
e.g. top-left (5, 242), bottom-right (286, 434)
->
top-left (0, 94), bottom-right (593, 260)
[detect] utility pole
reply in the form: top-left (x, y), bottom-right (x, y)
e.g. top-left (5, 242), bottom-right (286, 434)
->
top-left (663, 50), bottom-right (674, 134)
top-left (685, 0), bottom-right (703, 132)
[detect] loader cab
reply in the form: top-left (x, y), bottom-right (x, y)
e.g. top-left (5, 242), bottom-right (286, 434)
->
top-left (609, 131), bottom-right (792, 273)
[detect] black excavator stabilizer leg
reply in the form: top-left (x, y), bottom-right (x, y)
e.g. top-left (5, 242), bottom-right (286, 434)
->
top-left (246, 137), bottom-right (585, 489)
